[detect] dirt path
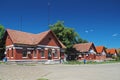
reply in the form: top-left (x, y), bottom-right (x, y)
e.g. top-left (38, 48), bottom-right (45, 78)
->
top-left (0, 63), bottom-right (120, 80)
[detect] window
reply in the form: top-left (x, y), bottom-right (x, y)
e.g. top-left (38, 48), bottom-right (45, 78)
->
top-left (48, 49), bottom-right (52, 59)
top-left (22, 48), bottom-right (27, 57)
top-left (33, 50), bottom-right (37, 58)
top-left (11, 48), bottom-right (13, 58)
top-left (41, 48), bottom-right (45, 57)
top-left (53, 49), bottom-right (58, 57)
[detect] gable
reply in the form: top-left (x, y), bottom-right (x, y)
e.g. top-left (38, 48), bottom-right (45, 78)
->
top-left (90, 43), bottom-right (97, 52)
top-left (39, 31), bottom-right (61, 47)
top-left (102, 50), bottom-right (106, 55)
top-left (5, 32), bottom-right (13, 46)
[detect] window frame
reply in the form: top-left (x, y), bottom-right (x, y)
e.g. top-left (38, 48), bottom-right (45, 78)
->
top-left (41, 48), bottom-right (45, 58)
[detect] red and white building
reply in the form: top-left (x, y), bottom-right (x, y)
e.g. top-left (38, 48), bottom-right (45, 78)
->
top-left (73, 43), bottom-right (97, 60)
top-left (4, 29), bottom-right (66, 62)
top-left (106, 48), bottom-right (117, 59)
top-left (95, 46), bottom-right (106, 61)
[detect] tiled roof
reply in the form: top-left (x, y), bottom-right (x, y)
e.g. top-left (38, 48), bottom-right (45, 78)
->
top-left (58, 40), bottom-right (66, 48)
top-left (73, 42), bottom-right (94, 52)
top-left (106, 48), bottom-right (117, 54)
top-left (6, 29), bottom-right (66, 48)
top-left (95, 46), bottom-right (104, 54)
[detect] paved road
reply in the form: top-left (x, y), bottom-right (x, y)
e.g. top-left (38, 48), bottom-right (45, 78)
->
top-left (0, 63), bottom-right (120, 80)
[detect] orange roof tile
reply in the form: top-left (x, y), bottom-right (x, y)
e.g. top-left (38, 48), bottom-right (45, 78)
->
top-left (73, 42), bottom-right (95, 52)
top-left (95, 46), bottom-right (104, 54)
top-left (6, 29), bottom-right (66, 48)
top-left (106, 48), bottom-right (117, 54)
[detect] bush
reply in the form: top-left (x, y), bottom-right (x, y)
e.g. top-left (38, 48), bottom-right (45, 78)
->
top-left (64, 60), bottom-right (82, 64)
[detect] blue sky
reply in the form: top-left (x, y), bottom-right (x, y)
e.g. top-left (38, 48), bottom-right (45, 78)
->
top-left (0, 0), bottom-right (120, 48)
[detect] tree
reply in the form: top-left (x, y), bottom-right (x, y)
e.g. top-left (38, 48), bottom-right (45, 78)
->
top-left (0, 25), bottom-right (5, 60)
top-left (0, 25), bottom-right (5, 39)
top-left (49, 21), bottom-right (88, 53)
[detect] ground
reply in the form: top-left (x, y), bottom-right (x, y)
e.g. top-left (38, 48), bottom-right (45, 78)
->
top-left (0, 63), bottom-right (120, 80)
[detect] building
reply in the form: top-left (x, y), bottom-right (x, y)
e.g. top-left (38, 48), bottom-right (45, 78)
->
top-left (4, 29), bottom-right (66, 62)
top-left (95, 46), bottom-right (106, 61)
top-left (73, 42), bottom-right (97, 60)
top-left (106, 48), bottom-right (117, 58)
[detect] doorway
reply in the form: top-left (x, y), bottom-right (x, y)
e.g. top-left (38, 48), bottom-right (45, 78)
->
top-left (48, 49), bottom-right (52, 60)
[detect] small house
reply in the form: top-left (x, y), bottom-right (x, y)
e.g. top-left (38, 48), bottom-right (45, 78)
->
top-left (73, 42), bottom-right (97, 60)
top-left (4, 29), bottom-right (66, 62)
top-left (95, 46), bottom-right (106, 61)
top-left (106, 48), bottom-right (117, 58)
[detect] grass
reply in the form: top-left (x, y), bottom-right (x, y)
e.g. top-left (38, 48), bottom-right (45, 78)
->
top-left (64, 60), bottom-right (120, 65)
top-left (37, 78), bottom-right (48, 80)
top-left (0, 61), bottom-right (7, 64)
top-left (0, 61), bottom-right (2, 64)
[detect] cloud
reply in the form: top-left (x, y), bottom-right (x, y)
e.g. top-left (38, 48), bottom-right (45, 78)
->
top-left (85, 30), bottom-right (89, 33)
top-left (90, 29), bottom-right (94, 32)
top-left (112, 33), bottom-right (119, 37)
top-left (85, 29), bottom-right (94, 33)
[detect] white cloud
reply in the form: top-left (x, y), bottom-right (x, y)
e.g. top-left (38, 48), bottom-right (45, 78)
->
top-left (90, 29), bottom-right (94, 32)
top-left (112, 33), bottom-right (119, 37)
top-left (85, 30), bottom-right (89, 33)
top-left (85, 29), bottom-right (94, 33)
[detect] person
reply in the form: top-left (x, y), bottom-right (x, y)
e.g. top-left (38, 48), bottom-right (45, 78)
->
top-left (60, 56), bottom-right (64, 64)
top-left (83, 58), bottom-right (86, 64)
top-left (64, 54), bottom-right (67, 62)
top-left (3, 55), bottom-right (7, 63)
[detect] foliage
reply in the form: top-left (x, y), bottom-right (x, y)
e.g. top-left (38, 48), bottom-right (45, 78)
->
top-left (49, 21), bottom-right (88, 53)
top-left (0, 25), bottom-right (5, 39)
top-left (64, 60), bottom-right (120, 65)
top-left (0, 25), bottom-right (5, 60)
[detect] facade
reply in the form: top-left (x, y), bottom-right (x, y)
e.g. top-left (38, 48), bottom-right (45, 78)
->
top-left (4, 29), bottom-right (66, 61)
top-left (106, 48), bottom-right (117, 58)
top-left (95, 46), bottom-right (106, 61)
top-left (73, 43), bottom-right (97, 60)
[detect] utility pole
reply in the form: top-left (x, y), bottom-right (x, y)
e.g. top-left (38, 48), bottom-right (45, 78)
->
top-left (48, 0), bottom-right (51, 26)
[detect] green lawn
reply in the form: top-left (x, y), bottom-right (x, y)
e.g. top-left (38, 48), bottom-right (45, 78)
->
top-left (64, 60), bottom-right (120, 65)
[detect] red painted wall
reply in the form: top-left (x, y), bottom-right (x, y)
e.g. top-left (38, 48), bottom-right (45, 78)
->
top-left (40, 32), bottom-right (61, 47)
top-left (14, 49), bottom-right (23, 60)
top-left (5, 34), bottom-right (13, 46)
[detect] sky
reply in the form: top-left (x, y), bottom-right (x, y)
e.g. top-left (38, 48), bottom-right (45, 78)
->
top-left (0, 0), bottom-right (120, 48)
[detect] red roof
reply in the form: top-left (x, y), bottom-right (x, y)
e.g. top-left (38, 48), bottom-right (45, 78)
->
top-left (95, 46), bottom-right (105, 54)
top-left (73, 42), bottom-right (96, 52)
top-left (106, 49), bottom-right (117, 54)
top-left (6, 29), bottom-right (66, 48)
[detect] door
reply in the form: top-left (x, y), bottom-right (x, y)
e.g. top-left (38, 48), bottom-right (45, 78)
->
top-left (48, 49), bottom-right (52, 60)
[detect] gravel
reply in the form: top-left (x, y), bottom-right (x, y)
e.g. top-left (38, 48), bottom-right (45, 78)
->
top-left (0, 63), bottom-right (120, 80)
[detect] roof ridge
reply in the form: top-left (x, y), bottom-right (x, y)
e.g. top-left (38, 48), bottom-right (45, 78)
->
top-left (6, 28), bottom-right (51, 35)
top-left (6, 29), bottom-right (37, 35)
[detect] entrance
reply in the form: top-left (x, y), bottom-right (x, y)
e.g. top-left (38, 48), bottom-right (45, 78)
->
top-left (48, 49), bottom-right (52, 60)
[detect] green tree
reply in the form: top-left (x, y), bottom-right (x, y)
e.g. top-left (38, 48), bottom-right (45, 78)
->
top-left (0, 25), bottom-right (5, 60)
top-left (0, 25), bottom-right (5, 39)
top-left (49, 21), bottom-right (88, 53)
